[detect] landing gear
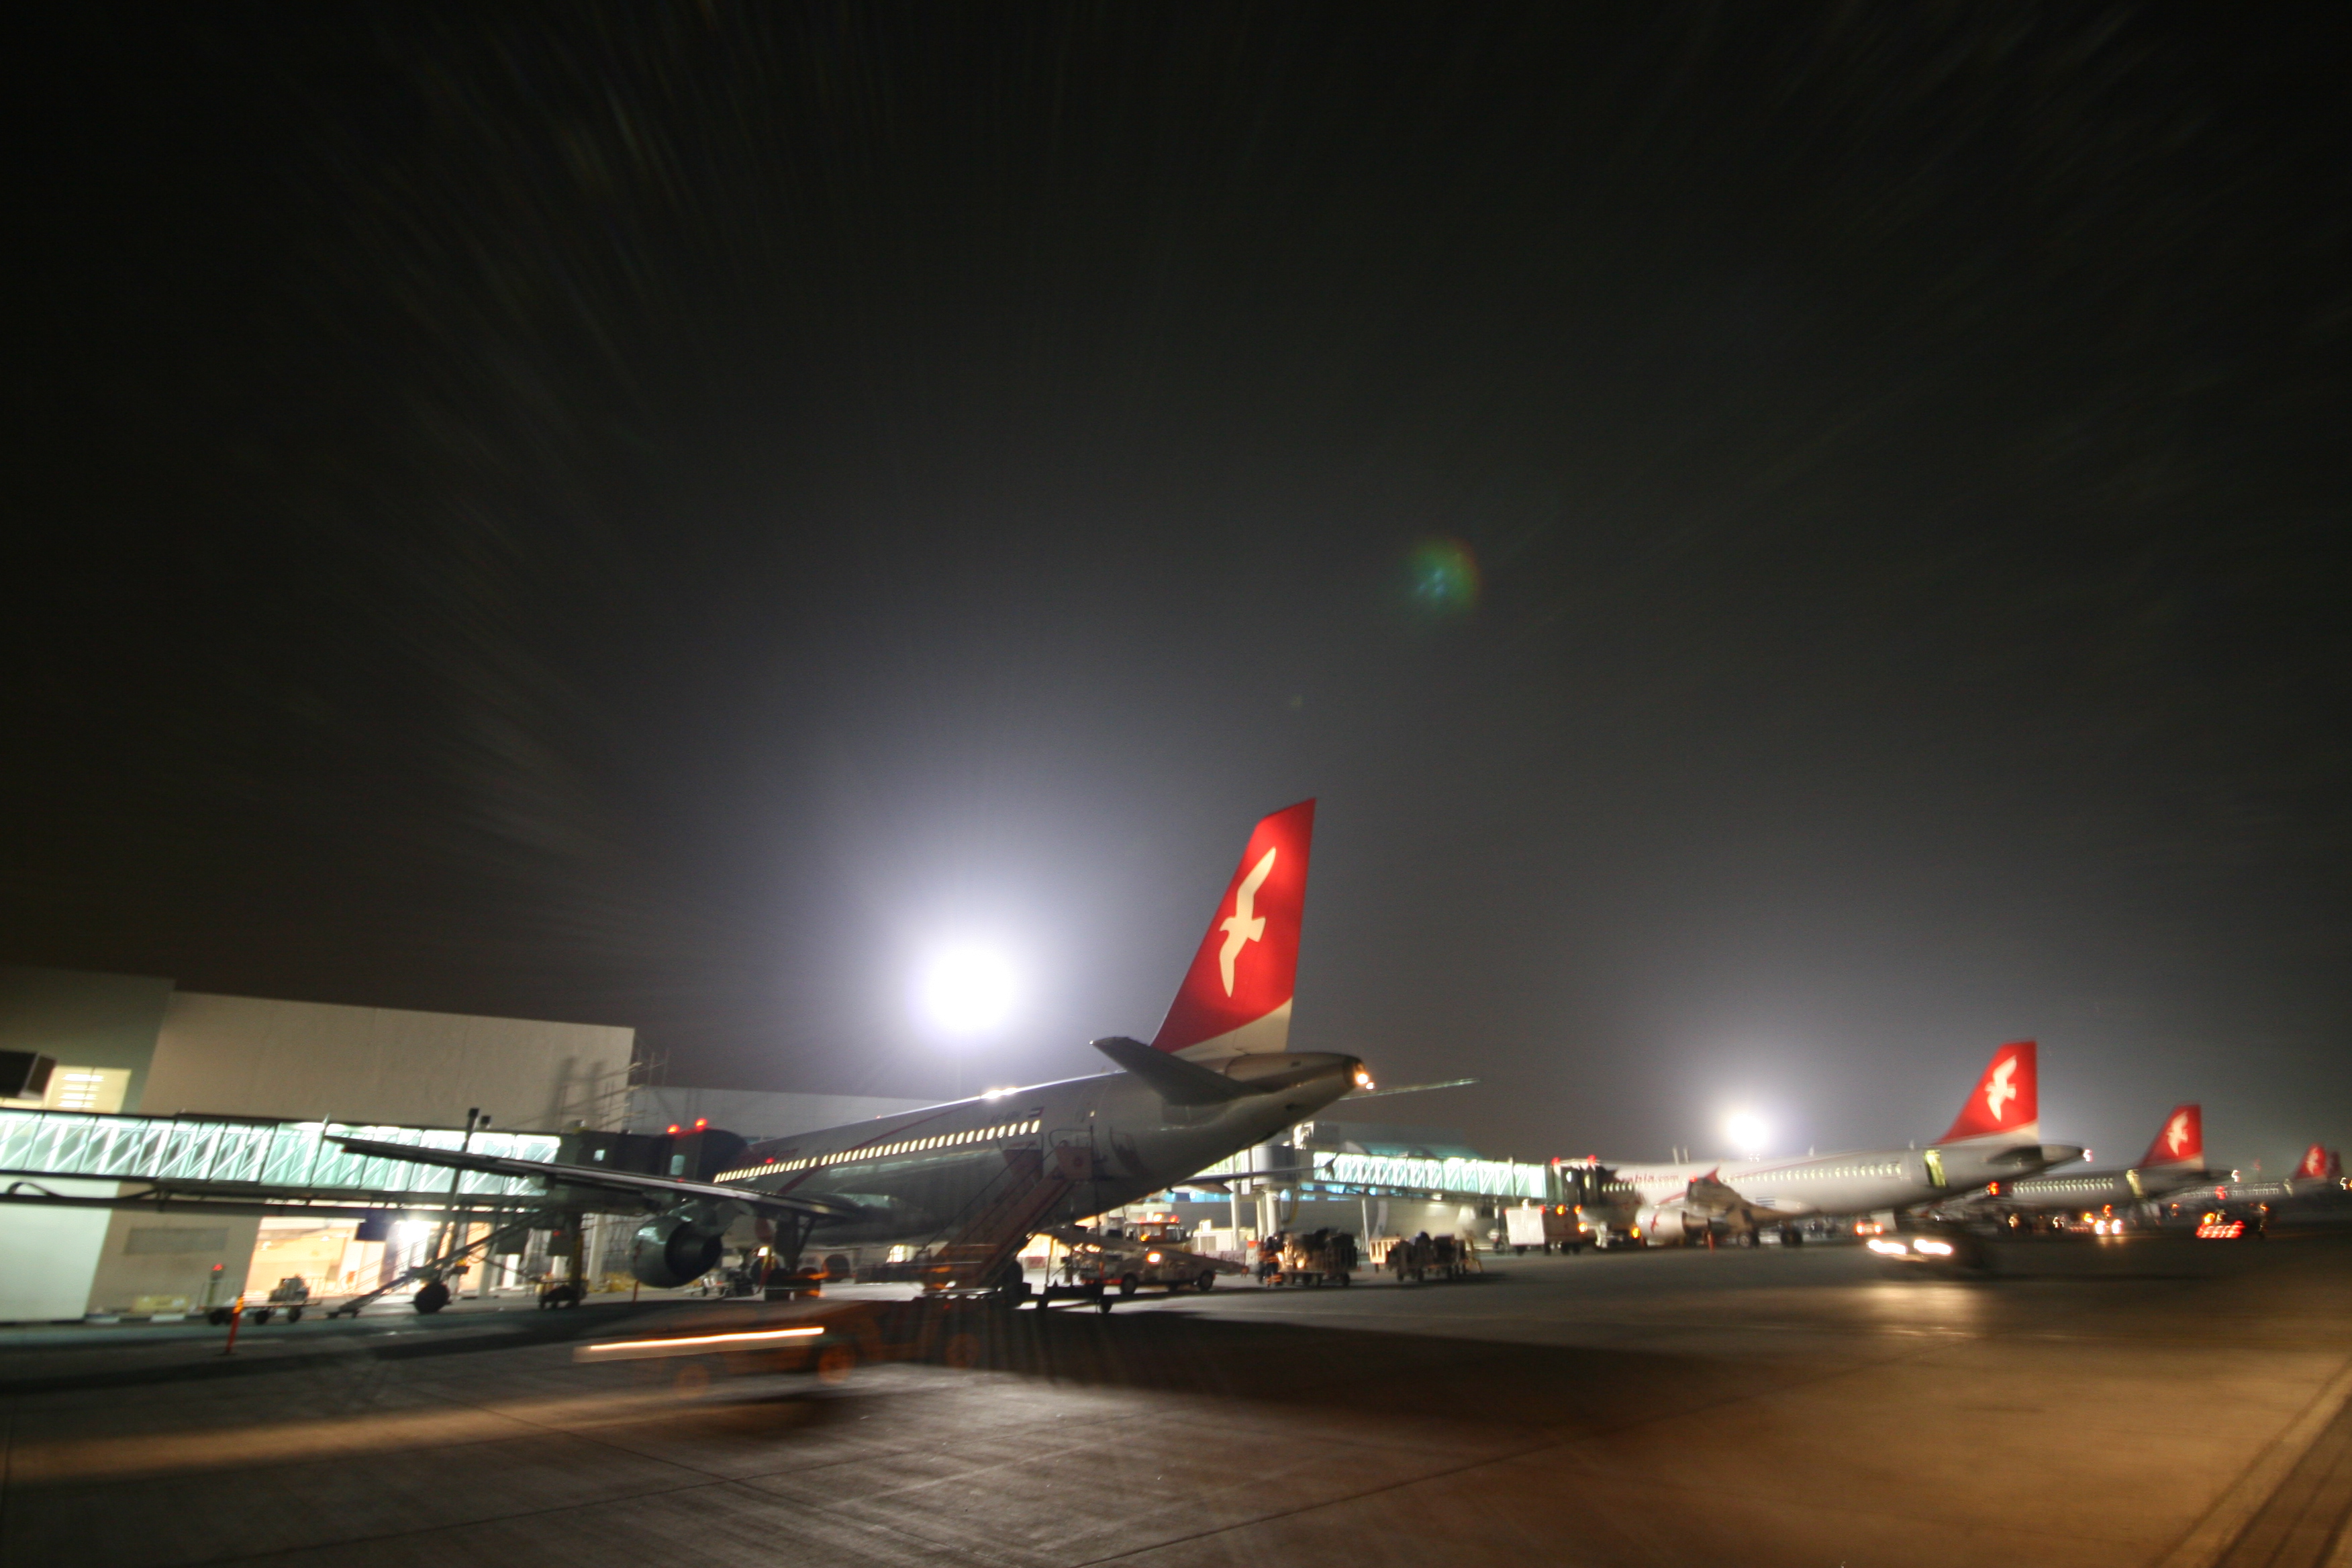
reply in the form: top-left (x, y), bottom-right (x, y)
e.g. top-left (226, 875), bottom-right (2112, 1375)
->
top-left (413, 1279), bottom-right (451, 1314)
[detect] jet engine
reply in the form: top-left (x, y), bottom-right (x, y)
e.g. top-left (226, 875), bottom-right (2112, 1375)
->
top-left (630, 1207), bottom-right (730, 1288)
top-left (1635, 1205), bottom-right (1704, 1246)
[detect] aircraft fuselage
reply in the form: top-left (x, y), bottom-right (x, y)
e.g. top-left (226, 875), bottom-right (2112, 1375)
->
top-left (722, 1052), bottom-right (1360, 1248)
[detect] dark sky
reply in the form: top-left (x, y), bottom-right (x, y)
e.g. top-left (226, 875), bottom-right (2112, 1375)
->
top-left (9, 7), bottom-right (2349, 1172)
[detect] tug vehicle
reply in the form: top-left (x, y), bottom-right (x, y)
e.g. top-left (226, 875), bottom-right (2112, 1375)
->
top-left (1048, 1217), bottom-right (1248, 1297)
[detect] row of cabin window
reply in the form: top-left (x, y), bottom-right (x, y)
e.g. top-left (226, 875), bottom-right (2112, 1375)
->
top-left (719, 1118), bottom-right (1041, 1181)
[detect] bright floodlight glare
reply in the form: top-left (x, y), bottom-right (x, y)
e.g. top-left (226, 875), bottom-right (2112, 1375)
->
top-left (1725, 1110), bottom-right (1768, 1156)
top-left (919, 946), bottom-right (1017, 1038)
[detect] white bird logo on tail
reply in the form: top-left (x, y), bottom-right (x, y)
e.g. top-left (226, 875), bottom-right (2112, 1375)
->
top-left (1218, 847), bottom-right (1277, 995)
top-left (2165, 1112), bottom-right (2190, 1155)
top-left (1983, 1055), bottom-right (2018, 1122)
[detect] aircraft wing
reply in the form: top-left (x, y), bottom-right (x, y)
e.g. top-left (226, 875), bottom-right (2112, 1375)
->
top-left (330, 1137), bottom-right (867, 1222)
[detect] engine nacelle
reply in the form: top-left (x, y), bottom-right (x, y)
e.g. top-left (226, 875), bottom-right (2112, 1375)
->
top-left (1636, 1205), bottom-right (1703, 1246)
top-left (630, 1210), bottom-right (728, 1289)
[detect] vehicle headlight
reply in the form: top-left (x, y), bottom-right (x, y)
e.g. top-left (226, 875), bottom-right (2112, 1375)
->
top-left (1866, 1238), bottom-right (1909, 1257)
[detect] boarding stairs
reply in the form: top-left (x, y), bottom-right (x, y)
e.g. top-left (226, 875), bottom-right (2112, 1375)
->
top-left (899, 1140), bottom-right (1091, 1294)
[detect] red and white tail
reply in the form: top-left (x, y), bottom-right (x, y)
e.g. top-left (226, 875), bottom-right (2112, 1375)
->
top-left (1938, 1040), bottom-right (2038, 1144)
top-left (2298, 1143), bottom-right (2331, 1179)
top-left (2139, 1104), bottom-right (2202, 1168)
top-left (1150, 799), bottom-right (1315, 1063)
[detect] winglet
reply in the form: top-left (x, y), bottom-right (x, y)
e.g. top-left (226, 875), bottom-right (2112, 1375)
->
top-left (1149, 800), bottom-right (1315, 1061)
top-left (1937, 1041), bottom-right (2038, 1144)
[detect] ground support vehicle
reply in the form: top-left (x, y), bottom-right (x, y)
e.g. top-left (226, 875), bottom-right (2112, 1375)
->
top-left (1386, 1232), bottom-right (1478, 1282)
top-left (1503, 1204), bottom-right (1593, 1255)
top-left (573, 1295), bottom-right (1003, 1388)
top-left (1044, 1223), bottom-right (1246, 1307)
top-left (1259, 1228), bottom-right (1357, 1287)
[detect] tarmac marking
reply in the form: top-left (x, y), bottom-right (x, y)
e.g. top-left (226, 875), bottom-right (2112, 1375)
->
top-left (2159, 1356), bottom-right (2352, 1568)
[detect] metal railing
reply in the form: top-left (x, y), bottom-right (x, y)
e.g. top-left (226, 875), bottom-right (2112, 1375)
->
top-left (0, 1108), bottom-right (558, 1199)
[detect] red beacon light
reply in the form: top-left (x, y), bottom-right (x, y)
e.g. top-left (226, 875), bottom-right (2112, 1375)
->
top-left (694, 1118), bottom-right (707, 1130)
top-left (666, 1124), bottom-right (681, 1135)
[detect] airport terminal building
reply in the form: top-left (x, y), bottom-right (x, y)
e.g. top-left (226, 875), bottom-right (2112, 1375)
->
top-left (0, 965), bottom-right (638, 1322)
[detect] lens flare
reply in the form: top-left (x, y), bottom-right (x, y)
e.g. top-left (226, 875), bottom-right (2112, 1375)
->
top-left (1406, 536), bottom-right (1481, 617)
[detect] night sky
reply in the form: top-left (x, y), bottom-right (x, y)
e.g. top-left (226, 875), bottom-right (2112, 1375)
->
top-left (9, 8), bottom-right (2349, 1172)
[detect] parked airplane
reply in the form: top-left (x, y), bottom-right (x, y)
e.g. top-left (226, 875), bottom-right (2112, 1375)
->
top-left (2169, 1141), bottom-right (2349, 1213)
top-left (340, 799), bottom-right (1369, 1297)
top-left (1595, 1042), bottom-right (2084, 1244)
top-left (1975, 1104), bottom-right (2212, 1223)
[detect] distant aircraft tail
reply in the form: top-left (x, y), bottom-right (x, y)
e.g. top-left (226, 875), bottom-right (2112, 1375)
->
top-left (2139, 1104), bottom-right (2202, 1168)
top-left (2296, 1143), bottom-right (2335, 1179)
top-left (1937, 1040), bottom-right (2038, 1144)
top-left (1149, 799), bottom-right (1315, 1063)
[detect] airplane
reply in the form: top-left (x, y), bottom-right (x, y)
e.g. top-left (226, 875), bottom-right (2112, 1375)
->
top-left (1589, 1041), bottom-right (2085, 1244)
top-left (2164, 1141), bottom-right (2349, 1214)
top-left (1971, 1103), bottom-right (2213, 1227)
top-left (338, 799), bottom-right (1371, 1302)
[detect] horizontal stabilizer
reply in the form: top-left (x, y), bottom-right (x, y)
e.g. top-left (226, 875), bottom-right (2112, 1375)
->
top-left (1345, 1077), bottom-right (1477, 1101)
top-left (330, 1137), bottom-right (865, 1222)
top-left (1089, 1035), bottom-right (1257, 1105)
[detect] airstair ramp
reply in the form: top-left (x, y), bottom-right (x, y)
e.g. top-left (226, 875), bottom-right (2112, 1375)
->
top-left (914, 1146), bottom-right (1081, 1291)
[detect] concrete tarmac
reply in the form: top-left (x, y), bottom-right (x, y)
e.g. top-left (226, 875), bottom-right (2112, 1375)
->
top-left (3, 1232), bottom-right (2349, 1568)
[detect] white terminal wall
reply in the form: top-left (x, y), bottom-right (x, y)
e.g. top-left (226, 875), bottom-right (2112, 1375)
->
top-left (80, 993), bottom-right (636, 1316)
top-left (143, 992), bottom-right (635, 1130)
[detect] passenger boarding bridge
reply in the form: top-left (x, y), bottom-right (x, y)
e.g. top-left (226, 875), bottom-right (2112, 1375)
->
top-left (1189, 1144), bottom-right (1555, 1202)
top-left (0, 1107), bottom-right (571, 1215)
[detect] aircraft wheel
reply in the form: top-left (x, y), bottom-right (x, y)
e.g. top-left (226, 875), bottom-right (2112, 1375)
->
top-left (1118, 1274), bottom-right (1139, 1297)
top-left (413, 1281), bottom-right (450, 1314)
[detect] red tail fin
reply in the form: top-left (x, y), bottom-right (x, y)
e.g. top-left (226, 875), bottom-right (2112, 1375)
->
top-left (1938, 1041), bottom-right (2037, 1143)
top-left (1150, 800), bottom-right (1315, 1061)
top-left (2138, 1105), bottom-right (2202, 1168)
top-left (2298, 1143), bottom-right (2329, 1179)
